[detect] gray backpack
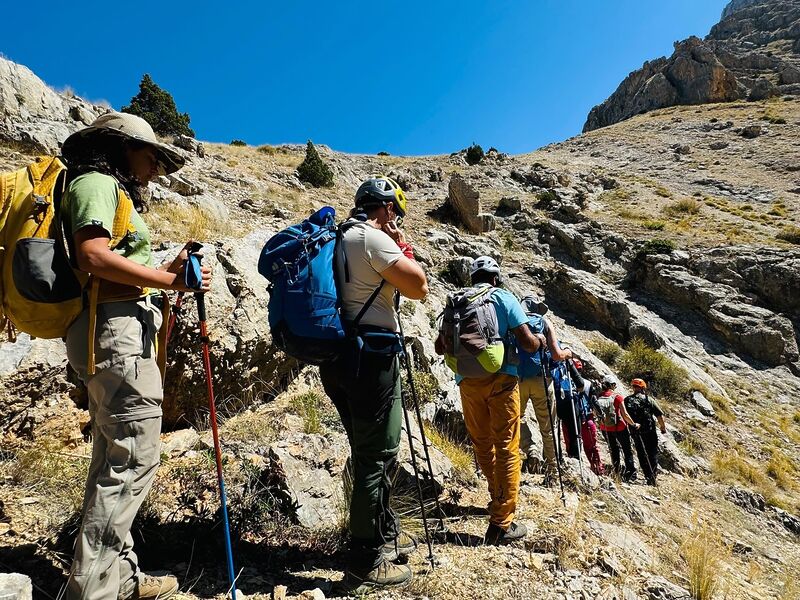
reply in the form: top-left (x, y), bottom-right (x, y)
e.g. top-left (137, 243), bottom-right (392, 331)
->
top-left (435, 285), bottom-right (505, 378)
top-left (597, 393), bottom-right (619, 429)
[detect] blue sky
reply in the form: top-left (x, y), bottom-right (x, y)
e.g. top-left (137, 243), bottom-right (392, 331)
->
top-left (4, 1), bottom-right (727, 155)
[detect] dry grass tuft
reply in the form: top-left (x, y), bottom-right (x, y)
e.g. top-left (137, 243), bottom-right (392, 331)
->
top-left (664, 198), bottom-right (702, 216)
top-left (425, 423), bottom-right (477, 486)
top-left (681, 520), bottom-right (729, 600)
top-left (148, 202), bottom-right (240, 242)
top-left (777, 225), bottom-right (800, 245)
top-left (288, 391), bottom-right (325, 434)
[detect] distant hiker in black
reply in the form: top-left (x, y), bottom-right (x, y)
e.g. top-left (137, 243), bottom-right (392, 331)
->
top-left (624, 378), bottom-right (667, 486)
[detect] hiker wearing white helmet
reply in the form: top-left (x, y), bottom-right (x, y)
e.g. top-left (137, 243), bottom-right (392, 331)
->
top-left (60, 112), bottom-right (212, 600)
top-left (596, 375), bottom-right (638, 481)
top-left (436, 256), bottom-right (546, 545)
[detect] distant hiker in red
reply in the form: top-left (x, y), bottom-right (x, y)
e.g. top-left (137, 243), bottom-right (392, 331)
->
top-left (596, 374), bottom-right (639, 481)
top-left (561, 359), bottom-right (604, 476)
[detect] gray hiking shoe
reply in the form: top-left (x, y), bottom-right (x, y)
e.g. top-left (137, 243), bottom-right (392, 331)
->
top-left (120, 573), bottom-right (179, 600)
top-left (383, 530), bottom-right (418, 561)
top-left (343, 558), bottom-right (413, 593)
top-left (484, 521), bottom-right (528, 546)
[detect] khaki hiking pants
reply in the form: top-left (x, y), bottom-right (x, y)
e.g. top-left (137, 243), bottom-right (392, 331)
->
top-left (65, 298), bottom-right (164, 600)
top-left (518, 377), bottom-right (557, 470)
top-left (459, 373), bottom-right (521, 530)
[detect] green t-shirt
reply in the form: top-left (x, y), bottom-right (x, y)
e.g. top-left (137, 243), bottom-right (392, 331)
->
top-left (62, 171), bottom-right (153, 268)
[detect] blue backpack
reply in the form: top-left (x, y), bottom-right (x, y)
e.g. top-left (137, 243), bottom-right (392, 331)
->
top-left (258, 207), bottom-right (385, 365)
top-left (517, 314), bottom-right (548, 379)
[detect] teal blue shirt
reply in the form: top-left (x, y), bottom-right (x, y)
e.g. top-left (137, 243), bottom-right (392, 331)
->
top-left (455, 285), bottom-right (528, 382)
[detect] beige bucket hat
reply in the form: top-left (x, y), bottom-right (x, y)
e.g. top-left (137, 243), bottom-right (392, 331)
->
top-left (62, 112), bottom-right (185, 175)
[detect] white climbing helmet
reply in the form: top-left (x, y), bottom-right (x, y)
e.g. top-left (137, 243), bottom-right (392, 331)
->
top-left (470, 256), bottom-right (501, 279)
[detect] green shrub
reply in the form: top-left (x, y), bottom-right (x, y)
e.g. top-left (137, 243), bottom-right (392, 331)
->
top-left (296, 140), bottom-right (334, 188)
top-left (616, 338), bottom-right (689, 400)
top-left (289, 391), bottom-right (324, 434)
top-left (230, 139), bottom-right (247, 146)
top-left (587, 338), bottom-right (623, 366)
top-left (664, 198), bottom-right (701, 216)
top-left (377, 151), bottom-right (390, 156)
top-left (465, 143), bottom-right (485, 165)
top-left (644, 220), bottom-right (666, 231)
top-left (777, 226), bottom-right (800, 245)
top-left (122, 74), bottom-right (194, 137)
top-left (536, 189), bottom-right (559, 205)
top-left (638, 238), bottom-right (677, 257)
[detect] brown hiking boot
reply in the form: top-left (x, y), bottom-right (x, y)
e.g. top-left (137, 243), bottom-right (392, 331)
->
top-left (382, 530), bottom-right (418, 561)
top-left (123, 573), bottom-right (179, 600)
top-left (343, 558), bottom-right (413, 593)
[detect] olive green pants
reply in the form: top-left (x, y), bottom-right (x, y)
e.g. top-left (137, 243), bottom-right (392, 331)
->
top-left (320, 351), bottom-right (403, 570)
top-left (65, 299), bottom-right (164, 600)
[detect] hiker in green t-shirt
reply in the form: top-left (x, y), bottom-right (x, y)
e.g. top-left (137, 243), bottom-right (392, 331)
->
top-left (60, 113), bottom-right (211, 600)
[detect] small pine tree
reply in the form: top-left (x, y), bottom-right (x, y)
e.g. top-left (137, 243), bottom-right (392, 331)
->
top-left (122, 74), bottom-right (195, 137)
top-left (296, 140), bottom-right (334, 188)
top-left (465, 143), bottom-right (485, 165)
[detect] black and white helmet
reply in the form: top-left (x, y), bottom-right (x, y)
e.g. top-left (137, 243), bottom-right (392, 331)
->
top-left (470, 255), bottom-right (501, 280)
top-left (601, 374), bottom-right (617, 389)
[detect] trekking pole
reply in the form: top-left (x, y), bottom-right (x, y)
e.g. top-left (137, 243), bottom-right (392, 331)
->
top-left (190, 255), bottom-right (237, 600)
top-left (395, 297), bottom-right (446, 532)
top-left (399, 383), bottom-right (436, 568)
top-left (564, 362), bottom-right (586, 483)
top-left (540, 349), bottom-right (566, 506)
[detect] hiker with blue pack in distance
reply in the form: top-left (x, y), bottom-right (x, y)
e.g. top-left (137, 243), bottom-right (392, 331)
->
top-left (515, 293), bottom-right (572, 479)
top-left (55, 113), bottom-right (212, 600)
top-left (258, 176), bottom-right (427, 592)
top-left (435, 258), bottom-right (546, 546)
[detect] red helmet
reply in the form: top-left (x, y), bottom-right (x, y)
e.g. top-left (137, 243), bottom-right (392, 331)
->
top-left (573, 358), bottom-right (584, 371)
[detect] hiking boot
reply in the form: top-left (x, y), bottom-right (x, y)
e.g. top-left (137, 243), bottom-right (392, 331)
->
top-left (120, 573), bottom-right (179, 600)
top-left (343, 559), bottom-right (413, 593)
top-left (383, 531), bottom-right (418, 561)
top-left (484, 521), bottom-right (528, 546)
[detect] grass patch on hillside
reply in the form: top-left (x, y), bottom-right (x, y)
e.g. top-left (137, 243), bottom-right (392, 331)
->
top-left (2, 438), bottom-right (89, 532)
top-left (424, 423), bottom-right (476, 486)
top-left (664, 198), bottom-right (701, 216)
top-left (644, 220), bottom-right (666, 231)
top-left (587, 337), bottom-right (623, 366)
top-left (222, 410), bottom-right (278, 446)
top-left (289, 391), bottom-right (324, 434)
top-left (681, 521), bottom-right (729, 600)
top-left (777, 225), bottom-right (800, 245)
top-left (616, 338), bottom-right (689, 400)
top-left (654, 185), bottom-right (673, 198)
top-left (148, 202), bottom-right (240, 242)
top-left (711, 449), bottom-right (799, 513)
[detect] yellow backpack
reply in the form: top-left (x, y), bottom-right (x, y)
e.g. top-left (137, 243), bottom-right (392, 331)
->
top-left (0, 156), bottom-right (144, 373)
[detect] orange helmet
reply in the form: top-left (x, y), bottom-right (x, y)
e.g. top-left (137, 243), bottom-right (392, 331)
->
top-left (631, 378), bottom-right (647, 389)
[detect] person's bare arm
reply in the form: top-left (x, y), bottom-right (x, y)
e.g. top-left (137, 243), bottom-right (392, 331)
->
top-left (74, 227), bottom-right (211, 292)
top-left (544, 317), bottom-right (572, 362)
top-left (512, 324), bottom-right (546, 353)
top-left (381, 256), bottom-right (428, 300)
top-left (657, 415), bottom-right (666, 433)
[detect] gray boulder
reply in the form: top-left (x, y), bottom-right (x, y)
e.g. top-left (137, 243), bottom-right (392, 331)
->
top-left (644, 576), bottom-right (691, 600)
top-left (0, 574), bottom-right (32, 600)
top-left (690, 391), bottom-right (716, 418)
top-left (447, 175), bottom-right (495, 234)
top-left (0, 56), bottom-right (103, 153)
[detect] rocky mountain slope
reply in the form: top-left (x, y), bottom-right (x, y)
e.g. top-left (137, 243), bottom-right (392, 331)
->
top-left (585, 0), bottom-right (800, 131)
top-left (1, 12), bottom-right (800, 600)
